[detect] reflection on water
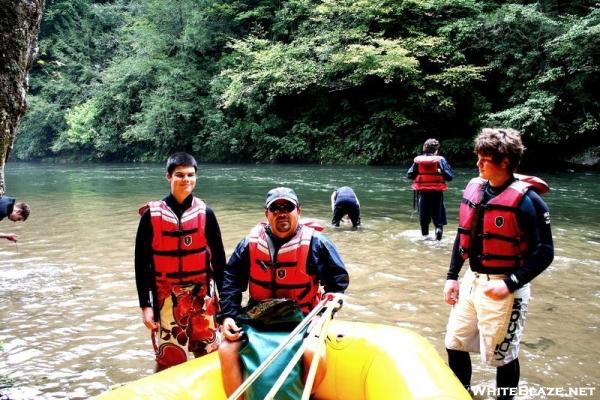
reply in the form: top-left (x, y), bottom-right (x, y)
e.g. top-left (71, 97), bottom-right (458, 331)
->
top-left (1, 163), bottom-right (599, 399)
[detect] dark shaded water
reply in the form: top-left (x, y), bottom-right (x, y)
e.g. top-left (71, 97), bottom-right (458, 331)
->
top-left (1, 163), bottom-right (598, 399)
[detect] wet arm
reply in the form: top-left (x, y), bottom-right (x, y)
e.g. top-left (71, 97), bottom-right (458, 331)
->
top-left (330, 191), bottom-right (337, 211)
top-left (205, 208), bottom-right (227, 293)
top-left (134, 210), bottom-right (154, 309)
top-left (0, 232), bottom-right (18, 242)
top-left (217, 239), bottom-right (250, 323)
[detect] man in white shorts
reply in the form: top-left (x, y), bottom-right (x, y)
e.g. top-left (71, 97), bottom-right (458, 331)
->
top-left (443, 128), bottom-right (554, 399)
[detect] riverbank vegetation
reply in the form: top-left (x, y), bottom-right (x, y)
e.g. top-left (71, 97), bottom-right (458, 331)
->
top-left (14, 0), bottom-right (599, 166)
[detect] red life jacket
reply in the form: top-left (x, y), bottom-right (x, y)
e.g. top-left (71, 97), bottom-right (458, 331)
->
top-left (248, 223), bottom-right (320, 314)
top-left (411, 155), bottom-right (448, 191)
top-left (458, 176), bottom-right (549, 269)
top-left (140, 197), bottom-right (210, 288)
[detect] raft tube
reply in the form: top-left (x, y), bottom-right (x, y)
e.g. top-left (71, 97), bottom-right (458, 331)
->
top-left (97, 320), bottom-right (470, 399)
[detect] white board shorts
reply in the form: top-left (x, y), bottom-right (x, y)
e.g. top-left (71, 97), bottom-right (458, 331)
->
top-left (445, 269), bottom-right (530, 367)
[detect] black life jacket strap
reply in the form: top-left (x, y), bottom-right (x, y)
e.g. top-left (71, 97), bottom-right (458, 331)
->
top-left (249, 276), bottom-right (311, 291)
top-left (153, 246), bottom-right (207, 257)
top-left (155, 269), bottom-right (207, 279)
top-left (162, 227), bottom-right (199, 237)
top-left (479, 253), bottom-right (522, 261)
top-left (482, 204), bottom-right (518, 212)
top-left (479, 232), bottom-right (522, 245)
top-left (254, 259), bottom-right (297, 269)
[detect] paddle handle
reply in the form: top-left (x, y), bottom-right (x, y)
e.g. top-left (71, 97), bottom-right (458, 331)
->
top-left (300, 303), bottom-right (338, 400)
top-left (263, 305), bottom-right (338, 400)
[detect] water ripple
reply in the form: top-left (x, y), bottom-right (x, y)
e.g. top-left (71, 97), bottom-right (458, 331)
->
top-left (1, 164), bottom-right (599, 398)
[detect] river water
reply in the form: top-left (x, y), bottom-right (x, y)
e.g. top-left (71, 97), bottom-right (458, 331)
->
top-left (0, 163), bottom-right (598, 399)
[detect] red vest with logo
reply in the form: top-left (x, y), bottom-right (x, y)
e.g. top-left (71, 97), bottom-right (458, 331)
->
top-left (411, 155), bottom-right (448, 191)
top-left (141, 197), bottom-right (210, 289)
top-left (458, 176), bottom-right (549, 269)
top-left (248, 223), bottom-right (320, 314)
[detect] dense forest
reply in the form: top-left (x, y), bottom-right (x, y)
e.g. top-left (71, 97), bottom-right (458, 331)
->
top-left (13, 0), bottom-right (600, 166)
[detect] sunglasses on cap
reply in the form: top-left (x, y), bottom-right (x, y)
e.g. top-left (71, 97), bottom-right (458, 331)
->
top-left (268, 202), bottom-right (297, 213)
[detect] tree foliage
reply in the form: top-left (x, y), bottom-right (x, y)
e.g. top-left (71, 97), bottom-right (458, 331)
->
top-left (14, 0), bottom-right (600, 166)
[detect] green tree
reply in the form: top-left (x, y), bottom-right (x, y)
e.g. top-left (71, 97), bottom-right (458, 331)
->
top-left (15, 0), bottom-right (125, 160)
top-left (14, 0), bottom-right (600, 166)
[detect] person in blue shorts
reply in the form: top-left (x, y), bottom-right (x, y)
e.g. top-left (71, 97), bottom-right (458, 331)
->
top-left (331, 186), bottom-right (361, 228)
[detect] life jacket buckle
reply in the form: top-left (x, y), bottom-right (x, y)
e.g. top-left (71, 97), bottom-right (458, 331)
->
top-left (258, 260), bottom-right (269, 272)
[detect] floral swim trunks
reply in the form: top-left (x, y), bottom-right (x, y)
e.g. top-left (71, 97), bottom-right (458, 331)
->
top-left (153, 282), bottom-right (221, 368)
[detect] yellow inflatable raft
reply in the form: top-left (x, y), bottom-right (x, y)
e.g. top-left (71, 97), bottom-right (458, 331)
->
top-left (98, 320), bottom-right (470, 399)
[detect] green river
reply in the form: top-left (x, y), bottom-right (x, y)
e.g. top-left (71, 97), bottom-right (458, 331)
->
top-left (0, 163), bottom-right (598, 399)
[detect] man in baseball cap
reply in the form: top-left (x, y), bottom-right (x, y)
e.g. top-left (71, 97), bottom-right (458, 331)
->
top-left (265, 186), bottom-right (299, 208)
top-left (218, 186), bottom-right (349, 398)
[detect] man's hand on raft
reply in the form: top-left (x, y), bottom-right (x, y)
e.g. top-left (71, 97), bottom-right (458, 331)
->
top-left (222, 317), bottom-right (244, 341)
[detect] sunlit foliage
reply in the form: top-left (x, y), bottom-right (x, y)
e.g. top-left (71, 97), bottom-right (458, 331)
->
top-left (15, 0), bottom-right (600, 165)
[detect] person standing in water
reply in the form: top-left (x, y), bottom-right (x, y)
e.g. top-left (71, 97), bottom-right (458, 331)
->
top-left (135, 152), bottom-right (226, 372)
top-left (443, 129), bottom-right (554, 399)
top-left (407, 138), bottom-right (453, 240)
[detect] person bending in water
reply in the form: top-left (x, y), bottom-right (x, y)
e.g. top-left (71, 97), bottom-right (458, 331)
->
top-left (135, 152), bottom-right (226, 372)
top-left (0, 196), bottom-right (30, 242)
top-left (443, 129), bottom-right (554, 399)
top-left (331, 186), bottom-right (361, 228)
